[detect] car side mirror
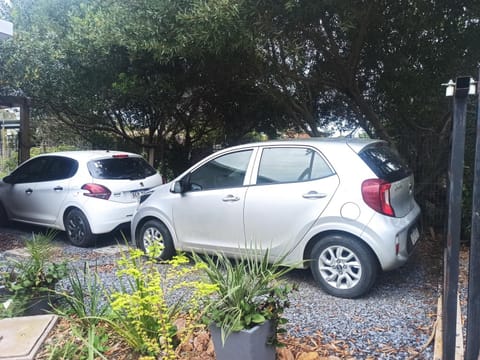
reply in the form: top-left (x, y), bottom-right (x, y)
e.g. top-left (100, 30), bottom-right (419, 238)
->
top-left (170, 172), bottom-right (194, 194)
top-left (171, 174), bottom-right (192, 194)
top-left (171, 181), bottom-right (184, 194)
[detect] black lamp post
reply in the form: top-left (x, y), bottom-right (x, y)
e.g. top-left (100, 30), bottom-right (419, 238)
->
top-left (465, 69), bottom-right (480, 360)
top-left (443, 76), bottom-right (469, 360)
top-left (442, 75), bottom-right (479, 360)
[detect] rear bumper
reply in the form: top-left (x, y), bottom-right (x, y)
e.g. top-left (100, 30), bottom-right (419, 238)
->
top-left (64, 198), bottom-right (138, 235)
top-left (361, 203), bottom-right (422, 271)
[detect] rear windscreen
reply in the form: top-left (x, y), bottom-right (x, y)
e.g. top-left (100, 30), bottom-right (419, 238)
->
top-left (87, 157), bottom-right (157, 180)
top-left (358, 144), bottom-right (411, 182)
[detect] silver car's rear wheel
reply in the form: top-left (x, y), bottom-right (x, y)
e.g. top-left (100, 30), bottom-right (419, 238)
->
top-left (310, 234), bottom-right (378, 298)
top-left (136, 219), bottom-right (175, 260)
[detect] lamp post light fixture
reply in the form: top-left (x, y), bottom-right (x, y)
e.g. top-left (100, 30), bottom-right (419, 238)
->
top-left (442, 77), bottom-right (477, 97)
top-left (442, 79), bottom-right (456, 97)
top-left (469, 77), bottom-right (477, 96)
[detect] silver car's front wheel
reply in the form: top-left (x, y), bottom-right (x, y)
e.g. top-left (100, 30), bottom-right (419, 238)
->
top-left (310, 235), bottom-right (378, 298)
top-left (136, 219), bottom-right (175, 260)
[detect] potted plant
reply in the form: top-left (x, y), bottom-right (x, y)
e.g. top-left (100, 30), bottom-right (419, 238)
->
top-left (0, 230), bottom-right (68, 316)
top-left (193, 250), bottom-right (296, 360)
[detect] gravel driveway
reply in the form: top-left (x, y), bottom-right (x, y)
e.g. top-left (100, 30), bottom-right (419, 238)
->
top-left (0, 224), bottom-right (442, 359)
top-left (283, 238), bottom-right (441, 359)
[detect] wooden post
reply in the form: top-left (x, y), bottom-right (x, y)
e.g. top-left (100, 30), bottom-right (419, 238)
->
top-left (18, 98), bottom-right (30, 164)
top-left (466, 69), bottom-right (480, 360)
top-left (0, 96), bottom-right (30, 164)
top-left (443, 77), bottom-right (469, 360)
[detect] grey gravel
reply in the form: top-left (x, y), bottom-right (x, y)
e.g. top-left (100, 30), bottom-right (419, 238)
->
top-left (282, 245), bottom-right (439, 360)
top-left (1, 225), bottom-right (441, 359)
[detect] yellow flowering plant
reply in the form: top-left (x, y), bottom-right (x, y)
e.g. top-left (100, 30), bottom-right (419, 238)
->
top-left (107, 245), bottom-right (214, 359)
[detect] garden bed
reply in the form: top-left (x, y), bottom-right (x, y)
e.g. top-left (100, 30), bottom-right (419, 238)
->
top-left (0, 226), bottom-right (449, 359)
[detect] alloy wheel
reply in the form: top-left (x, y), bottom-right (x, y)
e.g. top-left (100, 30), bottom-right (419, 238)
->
top-left (318, 245), bottom-right (362, 290)
top-left (143, 226), bottom-right (165, 254)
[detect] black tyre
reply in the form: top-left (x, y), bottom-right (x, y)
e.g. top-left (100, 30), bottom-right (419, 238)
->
top-left (310, 234), bottom-right (378, 298)
top-left (65, 208), bottom-right (95, 247)
top-left (0, 203), bottom-right (9, 227)
top-left (136, 219), bottom-right (175, 260)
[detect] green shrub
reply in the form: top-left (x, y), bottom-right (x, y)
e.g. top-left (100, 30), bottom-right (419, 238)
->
top-left (193, 250), bottom-right (296, 346)
top-left (106, 248), bottom-right (213, 359)
top-left (1, 231), bottom-right (68, 295)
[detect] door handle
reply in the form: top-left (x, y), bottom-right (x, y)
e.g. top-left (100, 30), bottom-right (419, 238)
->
top-left (25, 188), bottom-right (33, 195)
top-left (302, 191), bottom-right (327, 199)
top-left (53, 186), bottom-right (63, 191)
top-left (222, 195), bottom-right (240, 202)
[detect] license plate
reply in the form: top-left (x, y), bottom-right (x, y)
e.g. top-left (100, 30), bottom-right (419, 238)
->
top-left (131, 189), bottom-right (150, 199)
top-left (410, 226), bottom-right (420, 246)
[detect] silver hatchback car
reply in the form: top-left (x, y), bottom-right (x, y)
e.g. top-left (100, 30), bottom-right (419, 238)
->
top-left (131, 138), bottom-right (421, 298)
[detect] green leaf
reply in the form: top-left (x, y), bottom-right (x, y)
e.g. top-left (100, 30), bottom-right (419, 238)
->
top-left (250, 313), bottom-right (265, 324)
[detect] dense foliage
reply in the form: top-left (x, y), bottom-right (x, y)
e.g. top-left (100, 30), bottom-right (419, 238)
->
top-left (1, 0), bottom-right (480, 229)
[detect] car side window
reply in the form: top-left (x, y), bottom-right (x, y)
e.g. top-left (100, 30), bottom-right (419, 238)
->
top-left (189, 150), bottom-right (253, 191)
top-left (256, 147), bottom-right (333, 184)
top-left (10, 157), bottom-right (51, 183)
top-left (45, 157), bottom-right (77, 181)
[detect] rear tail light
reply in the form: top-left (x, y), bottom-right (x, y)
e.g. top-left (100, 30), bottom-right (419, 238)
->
top-left (81, 183), bottom-right (111, 200)
top-left (361, 179), bottom-right (395, 217)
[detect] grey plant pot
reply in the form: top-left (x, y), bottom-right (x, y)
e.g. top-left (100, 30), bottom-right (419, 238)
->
top-left (23, 293), bottom-right (57, 316)
top-left (209, 321), bottom-right (276, 360)
top-left (0, 289), bottom-right (57, 316)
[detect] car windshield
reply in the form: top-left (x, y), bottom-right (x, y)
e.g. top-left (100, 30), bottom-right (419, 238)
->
top-left (87, 157), bottom-right (157, 180)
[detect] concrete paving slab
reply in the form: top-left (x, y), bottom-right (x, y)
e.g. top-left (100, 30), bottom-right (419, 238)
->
top-left (0, 314), bottom-right (58, 360)
top-left (93, 244), bottom-right (129, 256)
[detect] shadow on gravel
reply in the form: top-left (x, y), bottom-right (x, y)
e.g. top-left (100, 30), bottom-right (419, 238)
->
top-left (0, 222), bottom-right (131, 251)
top-left (281, 235), bottom-right (442, 359)
top-left (285, 233), bottom-right (442, 298)
top-left (2, 222), bottom-right (442, 297)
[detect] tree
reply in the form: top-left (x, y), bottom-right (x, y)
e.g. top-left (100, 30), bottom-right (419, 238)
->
top-left (1, 0), bottom-right (285, 174)
top-left (2, 0), bottom-right (480, 222)
top-left (178, 0), bottom-right (480, 225)
top-left (148, 0), bottom-right (480, 225)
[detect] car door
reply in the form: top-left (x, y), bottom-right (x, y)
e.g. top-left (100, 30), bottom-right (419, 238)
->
top-left (27, 156), bottom-right (76, 224)
top-left (171, 149), bottom-right (254, 254)
top-left (3, 156), bottom-right (76, 224)
top-left (1, 156), bottom-right (51, 222)
top-left (244, 146), bottom-right (340, 259)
